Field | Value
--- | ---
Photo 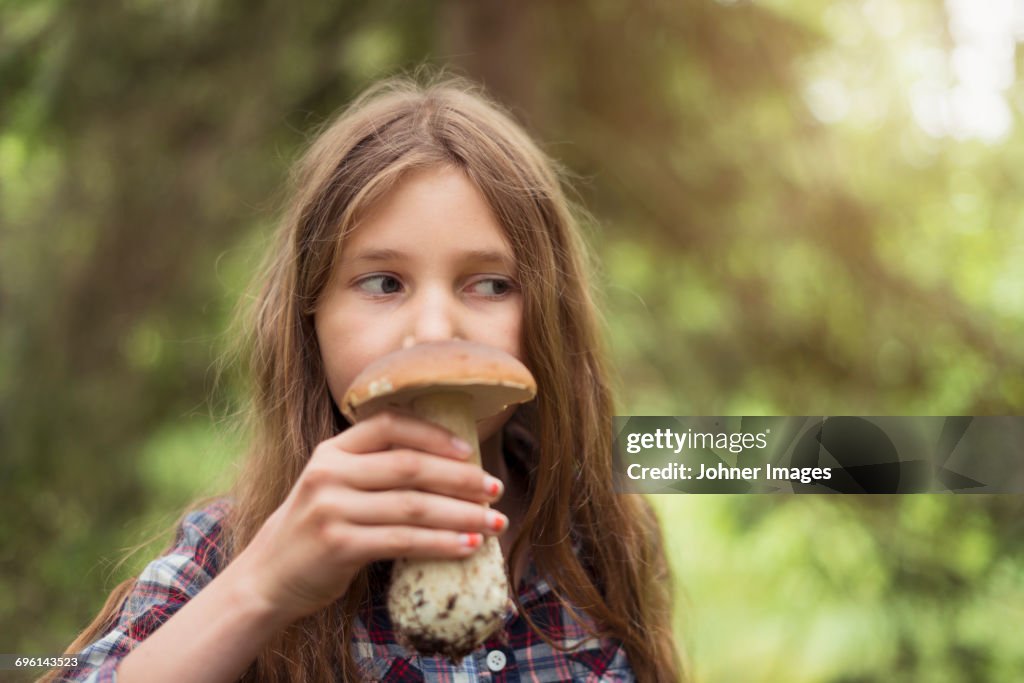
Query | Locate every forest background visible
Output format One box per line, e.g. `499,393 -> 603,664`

2,1 -> 1022,681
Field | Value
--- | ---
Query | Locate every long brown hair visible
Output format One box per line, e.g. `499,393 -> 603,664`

50,73 -> 684,683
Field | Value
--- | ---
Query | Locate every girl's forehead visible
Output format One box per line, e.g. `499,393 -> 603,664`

339,166 -> 517,261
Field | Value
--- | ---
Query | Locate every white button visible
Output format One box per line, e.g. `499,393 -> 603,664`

485,649 -> 507,672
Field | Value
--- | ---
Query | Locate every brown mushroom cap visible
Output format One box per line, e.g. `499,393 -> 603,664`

341,340 -> 536,422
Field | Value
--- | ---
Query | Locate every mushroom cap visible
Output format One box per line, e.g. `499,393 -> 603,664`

341,340 -> 536,422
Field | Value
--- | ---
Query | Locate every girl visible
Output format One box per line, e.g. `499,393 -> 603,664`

48,75 -> 682,683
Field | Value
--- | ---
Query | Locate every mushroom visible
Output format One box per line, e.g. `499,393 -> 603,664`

341,340 -> 536,660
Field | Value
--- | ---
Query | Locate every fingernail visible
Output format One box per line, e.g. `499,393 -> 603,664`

486,510 -> 508,533
483,475 -> 504,499
451,437 -> 474,455
459,532 -> 482,548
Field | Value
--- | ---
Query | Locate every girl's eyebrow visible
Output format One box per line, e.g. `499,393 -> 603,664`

346,247 -> 516,270
346,248 -> 405,263
459,249 -> 516,269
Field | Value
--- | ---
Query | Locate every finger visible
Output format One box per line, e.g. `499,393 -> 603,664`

331,490 -> 508,535
340,525 -> 488,564
330,411 -> 475,460
337,450 -> 503,503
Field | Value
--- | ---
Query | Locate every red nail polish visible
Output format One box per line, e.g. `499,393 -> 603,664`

485,509 -> 508,532
484,476 -> 504,498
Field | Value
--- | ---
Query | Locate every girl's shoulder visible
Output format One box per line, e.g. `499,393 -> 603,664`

170,496 -> 234,574
122,496 -> 235,614
183,495 -> 234,525
65,497 -> 236,681
175,496 -> 234,542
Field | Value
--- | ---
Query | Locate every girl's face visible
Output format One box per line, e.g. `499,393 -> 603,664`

315,166 -> 524,442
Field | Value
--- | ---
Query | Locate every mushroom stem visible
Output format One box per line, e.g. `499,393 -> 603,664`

411,392 -> 480,465
386,390 -> 512,660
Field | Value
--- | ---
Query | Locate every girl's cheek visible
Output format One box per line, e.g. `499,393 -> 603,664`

484,308 -> 524,360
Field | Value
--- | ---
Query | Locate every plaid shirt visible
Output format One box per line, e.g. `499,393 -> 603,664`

60,498 -> 634,682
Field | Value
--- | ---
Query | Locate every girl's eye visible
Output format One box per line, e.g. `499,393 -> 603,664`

470,277 -> 516,297
357,274 -> 403,295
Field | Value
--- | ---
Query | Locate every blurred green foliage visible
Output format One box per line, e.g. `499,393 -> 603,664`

1,1 -> 1022,681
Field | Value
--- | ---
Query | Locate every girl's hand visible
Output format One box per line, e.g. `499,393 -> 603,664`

231,411 -> 506,624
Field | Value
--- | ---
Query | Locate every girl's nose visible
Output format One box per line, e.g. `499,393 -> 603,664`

409,288 -> 461,344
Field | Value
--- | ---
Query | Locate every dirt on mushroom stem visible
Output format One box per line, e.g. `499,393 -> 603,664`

387,390 -> 512,658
